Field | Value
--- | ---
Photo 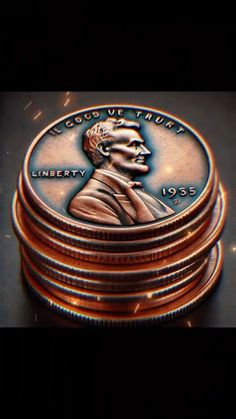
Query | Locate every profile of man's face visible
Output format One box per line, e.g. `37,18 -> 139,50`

100,128 -> 151,178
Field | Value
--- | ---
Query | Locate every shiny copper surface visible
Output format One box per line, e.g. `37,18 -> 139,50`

21,242 -> 223,325
18,198 -> 212,264
12,186 -> 226,279
22,260 -> 203,313
21,246 -> 206,292
21,105 -> 216,240
22,247 -> 208,302
11,104 -> 228,326
17,170 -> 219,252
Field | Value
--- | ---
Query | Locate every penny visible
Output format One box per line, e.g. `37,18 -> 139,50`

17,170 -> 219,252
12,104 -> 227,325
21,244 -> 208,292
12,185 -> 227,279
21,242 -> 223,325
21,105 -> 216,240
17,197 -> 212,264
21,259 -> 203,313
21,253 -> 208,312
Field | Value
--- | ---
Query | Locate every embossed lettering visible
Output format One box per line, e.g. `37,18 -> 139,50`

74,116 -> 83,124
65,120 -> 74,128
55,127 -> 62,134
176,127 -> 185,134
155,116 -> 165,124
145,113 -> 153,121
107,109 -> 115,116
49,127 -> 62,135
166,121 -> 175,129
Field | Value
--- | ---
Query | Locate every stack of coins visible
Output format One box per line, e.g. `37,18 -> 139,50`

12,105 -> 227,325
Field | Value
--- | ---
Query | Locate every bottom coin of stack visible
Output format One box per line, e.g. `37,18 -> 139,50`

12,177 -> 227,326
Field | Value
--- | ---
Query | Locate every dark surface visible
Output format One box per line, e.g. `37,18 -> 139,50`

1,18 -> 236,91
1,91 -> 235,327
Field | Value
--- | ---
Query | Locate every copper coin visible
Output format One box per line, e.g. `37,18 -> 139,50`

17,170 -> 219,252
17,197 -> 212,264
12,185 -> 227,280
21,242 -> 223,325
21,259 -> 204,313
21,245 -> 208,301
21,246 -> 206,292
21,105 -> 216,240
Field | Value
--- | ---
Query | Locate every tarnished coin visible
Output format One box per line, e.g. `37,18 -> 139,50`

21,105 -> 216,240
12,185 -> 227,278
21,242 -> 223,326
17,170 -> 219,252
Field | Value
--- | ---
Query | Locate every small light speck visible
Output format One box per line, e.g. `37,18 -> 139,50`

6,151 -> 10,155
220,190 -> 228,199
165,166 -> 173,174
66,91 -> 70,96
34,313 -> 38,322
64,98 -> 71,107
187,321 -> 191,327
33,111 -> 42,120
232,246 -> 236,253
24,100 -> 32,110
147,293 -> 153,299
134,303 -> 140,314
5,234 -> 12,239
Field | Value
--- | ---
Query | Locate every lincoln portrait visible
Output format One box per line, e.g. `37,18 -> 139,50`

68,117 -> 175,225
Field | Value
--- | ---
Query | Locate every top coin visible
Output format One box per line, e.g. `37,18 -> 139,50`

22,105 -> 215,240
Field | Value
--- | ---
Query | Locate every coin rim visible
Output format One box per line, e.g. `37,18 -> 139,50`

22,261 -> 203,313
21,104 -> 216,239
21,245 -> 206,291
21,249 -> 209,302
12,184 -> 227,279
18,198 -> 212,264
17,170 -> 219,254
21,242 -> 223,325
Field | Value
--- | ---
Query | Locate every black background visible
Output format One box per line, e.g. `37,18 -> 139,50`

1,11 -> 236,419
